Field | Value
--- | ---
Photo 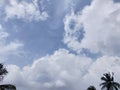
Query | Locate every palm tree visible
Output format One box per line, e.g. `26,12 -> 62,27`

0,64 -> 8,81
100,72 -> 120,90
87,85 -> 96,90
0,63 -> 16,90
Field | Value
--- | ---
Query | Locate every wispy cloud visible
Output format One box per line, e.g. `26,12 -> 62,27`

0,24 -> 23,62
4,0 -> 48,21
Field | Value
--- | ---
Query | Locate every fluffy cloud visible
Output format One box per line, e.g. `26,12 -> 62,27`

63,0 -> 120,55
3,49 -> 120,90
0,24 -> 23,62
3,49 -> 92,90
83,56 -> 120,90
1,0 -> 120,90
4,0 -> 48,21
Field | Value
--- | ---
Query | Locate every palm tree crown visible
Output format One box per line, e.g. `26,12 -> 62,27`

100,72 -> 120,90
87,85 -> 96,90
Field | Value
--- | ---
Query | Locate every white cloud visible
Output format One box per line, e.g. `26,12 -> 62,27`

0,25 -> 9,39
63,0 -> 120,55
3,49 -> 120,90
83,56 -> 120,90
1,0 -> 120,90
63,10 -> 83,52
0,24 -> 23,62
3,49 -> 92,90
4,0 -> 48,21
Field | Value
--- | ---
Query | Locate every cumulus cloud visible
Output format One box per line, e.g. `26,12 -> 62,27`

83,56 -> 120,90
4,0 -> 48,21
63,0 -> 120,55
0,24 -> 23,62
3,49 -> 120,90
3,49 -> 92,90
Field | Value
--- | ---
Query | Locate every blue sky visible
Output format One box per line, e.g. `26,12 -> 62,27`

1,0 -> 91,66
0,0 -> 120,90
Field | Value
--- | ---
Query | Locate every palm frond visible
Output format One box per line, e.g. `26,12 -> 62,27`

100,82 -> 107,86
0,64 -> 3,69
101,77 -> 108,82
113,82 -> 120,88
100,72 -> 120,90
113,85 -> 119,90
0,68 -> 8,75
101,84 -> 107,90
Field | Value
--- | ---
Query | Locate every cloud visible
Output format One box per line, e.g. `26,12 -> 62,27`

83,56 -> 120,90
0,24 -> 23,62
3,49 -> 92,90
63,0 -> 120,55
3,49 -> 120,90
4,0 -> 48,21
1,0 -> 120,90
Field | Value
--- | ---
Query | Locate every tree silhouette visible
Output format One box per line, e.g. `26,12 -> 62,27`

0,64 -> 8,81
87,85 -> 96,90
100,72 -> 120,90
0,63 -> 16,90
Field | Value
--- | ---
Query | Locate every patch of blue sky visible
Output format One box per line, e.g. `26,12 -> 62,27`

69,20 -> 76,30
2,0 -> 94,66
80,48 -> 102,60
114,0 -> 120,3
72,0 -> 91,13
3,19 -> 67,66
68,19 -> 85,42
75,28 -> 85,43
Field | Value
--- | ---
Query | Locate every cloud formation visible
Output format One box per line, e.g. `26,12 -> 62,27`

4,0 -> 48,21
1,0 -> 120,90
63,0 -> 120,55
3,49 -> 120,90
4,49 -> 92,90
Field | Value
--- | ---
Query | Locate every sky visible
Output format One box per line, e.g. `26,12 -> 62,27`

0,0 -> 120,90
